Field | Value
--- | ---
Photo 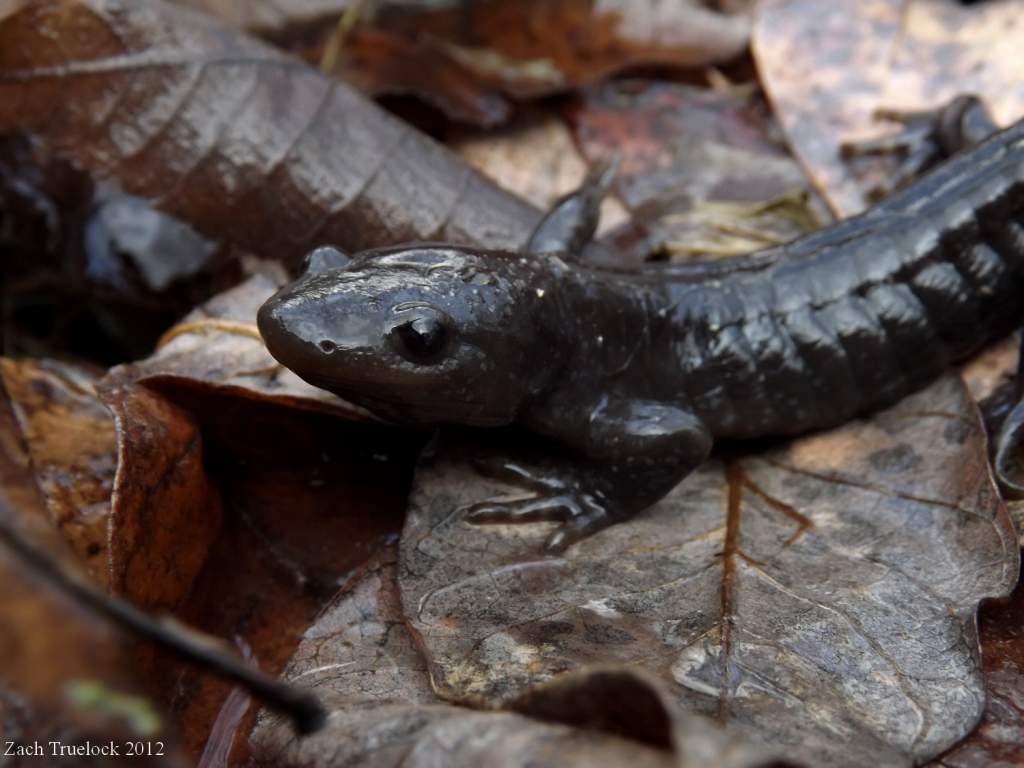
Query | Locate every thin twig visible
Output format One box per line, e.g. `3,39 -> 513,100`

0,503 -> 326,735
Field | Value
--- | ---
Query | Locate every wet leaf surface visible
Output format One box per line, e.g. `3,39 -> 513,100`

0,0 -> 539,268
753,0 -> 1024,217
399,375 -> 1019,767
100,380 -> 224,611
249,545 -> 787,768
143,395 -> 419,762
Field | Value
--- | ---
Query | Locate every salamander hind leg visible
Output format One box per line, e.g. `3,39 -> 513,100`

466,399 -> 712,553
994,335 -> 1024,494
840,95 -> 998,198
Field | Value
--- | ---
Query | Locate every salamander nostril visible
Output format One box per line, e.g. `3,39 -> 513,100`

319,340 -> 336,353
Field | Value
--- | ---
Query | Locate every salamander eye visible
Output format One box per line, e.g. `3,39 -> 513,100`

389,312 -> 450,363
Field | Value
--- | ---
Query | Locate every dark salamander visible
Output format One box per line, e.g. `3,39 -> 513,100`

259,99 -> 1024,552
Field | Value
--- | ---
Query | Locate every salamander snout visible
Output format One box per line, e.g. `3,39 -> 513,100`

257,290 -> 335,370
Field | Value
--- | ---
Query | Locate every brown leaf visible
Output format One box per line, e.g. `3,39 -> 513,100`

568,80 -> 828,264
137,394 -> 417,760
180,0 -> 751,126
452,111 -> 630,235
331,0 -> 751,126
249,546 -> 787,767
89,274 -> 421,756
398,374 -> 1019,766
0,376 -> 183,765
753,0 -> 1024,217
0,0 -> 539,268
99,380 -> 224,611
0,358 -> 115,585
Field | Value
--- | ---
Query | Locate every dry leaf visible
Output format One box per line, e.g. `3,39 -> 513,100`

569,80 -> 827,264
0,358 -> 115,585
180,0 -> 751,126
0,379 -> 182,765
753,0 -> 1024,216
452,111 -> 630,235
89,272 -> 422,757
935,570 -> 1024,767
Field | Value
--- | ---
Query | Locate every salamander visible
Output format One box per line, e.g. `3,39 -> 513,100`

258,98 -> 1024,552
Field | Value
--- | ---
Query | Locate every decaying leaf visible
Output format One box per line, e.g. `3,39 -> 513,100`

753,0 -> 1024,217
451,111 -> 630,236
179,0 -> 752,126
135,394 -> 417,760
0,0 -> 539,269
399,374 -> 1019,767
934,569 -> 1024,768
568,80 -> 827,264
250,547 -> 787,768
100,380 -> 224,611
85,271 -> 422,757
0,358 -> 115,585
0,378 -> 183,765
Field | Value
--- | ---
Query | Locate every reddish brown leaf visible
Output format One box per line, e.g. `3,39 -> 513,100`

99,380 -> 223,611
94,273 -> 422,759
180,0 -> 752,126
142,394 -> 418,761
0,380 -> 181,765
452,111 -> 630,235
0,358 -> 115,585
935,571 -> 1024,767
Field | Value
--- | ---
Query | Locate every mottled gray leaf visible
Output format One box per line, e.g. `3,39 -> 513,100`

399,374 -> 1019,767
249,548 -> 785,768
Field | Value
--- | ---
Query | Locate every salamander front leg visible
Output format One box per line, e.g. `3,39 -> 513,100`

523,159 -> 618,256
466,458 -> 624,552
465,399 -> 712,552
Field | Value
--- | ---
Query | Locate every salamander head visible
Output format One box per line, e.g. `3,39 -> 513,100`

257,244 -> 559,426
